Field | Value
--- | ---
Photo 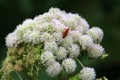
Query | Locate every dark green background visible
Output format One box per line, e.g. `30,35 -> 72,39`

0,0 -> 120,80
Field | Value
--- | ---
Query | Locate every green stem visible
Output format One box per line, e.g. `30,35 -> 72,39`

30,65 -> 34,76
75,58 -> 84,68
35,64 -> 39,77
66,74 -> 69,80
15,70 -> 23,80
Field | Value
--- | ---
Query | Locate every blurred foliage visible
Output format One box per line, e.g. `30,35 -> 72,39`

0,0 -> 120,80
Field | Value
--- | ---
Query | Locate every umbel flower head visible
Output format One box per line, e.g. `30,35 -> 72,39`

1,7 -> 106,79
87,44 -> 104,58
62,58 -> 76,73
80,67 -> 96,80
46,62 -> 62,77
40,51 -> 55,66
87,27 -> 103,43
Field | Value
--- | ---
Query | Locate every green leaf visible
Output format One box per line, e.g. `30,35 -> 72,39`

96,76 -> 108,80
10,71 -> 27,80
101,53 -> 109,59
69,74 -> 80,80
103,76 -> 108,80
11,71 -> 22,80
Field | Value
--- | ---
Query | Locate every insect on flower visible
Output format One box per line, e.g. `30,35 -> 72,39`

62,28 -> 69,38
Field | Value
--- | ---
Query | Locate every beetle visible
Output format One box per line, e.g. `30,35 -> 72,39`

62,27 -> 69,38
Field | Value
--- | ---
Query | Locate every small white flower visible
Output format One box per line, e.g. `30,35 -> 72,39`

55,47 -> 67,60
80,35 -> 93,50
40,32 -> 52,42
75,26 -> 84,33
61,13 -> 80,30
46,62 -> 62,77
44,41 -> 58,53
80,67 -> 96,80
15,25 -> 25,37
62,58 -> 76,73
86,27 -> 103,43
51,19 -> 67,32
34,15 -> 42,23
40,51 -> 55,66
79,17 -> 90,33
68,44 -> 80,58
41,13 -> 55,23
52,32 -> 63,44
65,18 -> 79,30
70,31 -> 82,43
49,7 -> 65,15
23,30 -> 40,44
5,32 -> 20,47
35,22 -> 53,32
49,7 -> 65,20
49,7 -> 61,13
87,44 -> 104,58
15,19 -> 36,38
22,19 -> 34,25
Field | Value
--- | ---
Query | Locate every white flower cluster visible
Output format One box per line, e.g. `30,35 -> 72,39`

62,58 -> 76,73
5,8 -> 105,78
80,67 -> 96,80
40,51 -> 55,66
46,62 -> 62,77
87,27 -> 103,43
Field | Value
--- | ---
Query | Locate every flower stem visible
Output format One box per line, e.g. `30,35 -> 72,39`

35,64 -> 39,77
75,58 -> 84,68
15,70 -> 23,80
